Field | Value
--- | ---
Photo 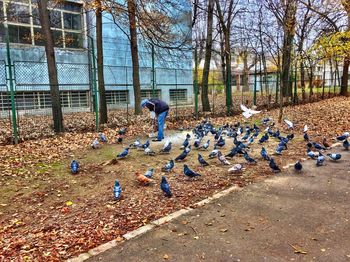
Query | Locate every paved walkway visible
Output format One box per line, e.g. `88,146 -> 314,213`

88,151 -> 350,262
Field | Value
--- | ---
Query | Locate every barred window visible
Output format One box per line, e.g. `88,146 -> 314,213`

0,0 -> 84,49
0,92 -> 10,111
0,91 -> 89,111
169,89 -> 187,103
140,89 -> 161,100
106,90 -> 129,105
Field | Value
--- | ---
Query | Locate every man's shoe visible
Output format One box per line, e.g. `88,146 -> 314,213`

152,139 -> 163,142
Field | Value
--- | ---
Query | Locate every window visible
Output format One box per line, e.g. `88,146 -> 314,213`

50,10 -> 62,28
106,90 -> 129,105
0,0 -> 84,49
141,89 -> 161,100
65,32 -> 82,48
0,91 -> 89,112
0,1 -> 4,22
0,92 -> 10,111
52,30 -> 64,48
8,24 -> 32,44
6,2 -> 30,24
64,12 -> 81,30
170,89 -> 188,103
0,23 -> 4,42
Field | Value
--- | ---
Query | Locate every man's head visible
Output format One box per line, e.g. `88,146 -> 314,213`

141,99 -> 149,108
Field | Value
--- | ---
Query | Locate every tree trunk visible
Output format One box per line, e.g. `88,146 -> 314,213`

335,59 -> 341,87
340,0 -> 350,97
259,55 -> 263,97
201,0 -> 214,112
38,0 -> 63,133
340,57 -> 349,96
309,67 -> 314,97
96,0 -> 108,124
329,59 -> 333,96
224,30 -> 232,114
219,27 -> 226,89
194,43 -> 200,117
300,60 -> 306,100
242,51 -> 249,92
127,0 -> 142,115
322,60 -> 326,99
279,0 -> 297,123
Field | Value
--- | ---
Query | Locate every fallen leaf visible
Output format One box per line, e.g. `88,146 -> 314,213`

163,254 -> 169,259
220,228 -> 228,232
194,236 -> 199,240
321,248 -> 326,252
289,244 -> 307,254
65,201 -> 73,206
116,236 -> 123,242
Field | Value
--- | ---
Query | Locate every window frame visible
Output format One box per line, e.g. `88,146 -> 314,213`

169,89 -> 188,104
0,0 -> 85,49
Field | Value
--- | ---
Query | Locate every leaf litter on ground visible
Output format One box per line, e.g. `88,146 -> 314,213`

0,96 -> 349,260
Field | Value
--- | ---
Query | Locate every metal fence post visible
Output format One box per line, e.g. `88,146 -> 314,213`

151,44 -> 156,98
226,66 -> 232,115
275,72 -> 279,103
193,79 -> 199,119
5,22 -> 18,144
89,37 -> 99,131
293,65 -> 297,103
175,69 -> 178,119
253,61 -> 257,106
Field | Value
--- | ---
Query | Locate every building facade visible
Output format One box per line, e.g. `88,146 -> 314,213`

0,0 -> 193,116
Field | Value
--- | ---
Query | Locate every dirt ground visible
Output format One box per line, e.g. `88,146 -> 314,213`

0,129 -> 287,261
0,97 -> 349,261
88,150 -> 350,262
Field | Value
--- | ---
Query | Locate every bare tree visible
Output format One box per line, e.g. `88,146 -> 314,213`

95,0 -> 108,124
201,0 -> 215,112
265,0 -> 297,122
127,0 -> 142,114
37,0 -> 63,133
215,0 -> 236,114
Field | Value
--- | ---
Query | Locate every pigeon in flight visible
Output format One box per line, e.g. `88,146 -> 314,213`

240,104 -> 261,118
284,119 -> 294,129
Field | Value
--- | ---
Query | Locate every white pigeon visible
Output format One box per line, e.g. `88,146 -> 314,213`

228,164 -> 244,173
303,125 -> 308,133
240,104 -> 261,118
218,152 -> 231,165
144,147 -> 156,156
91,138 -> 100,149
284,119 -> 294,129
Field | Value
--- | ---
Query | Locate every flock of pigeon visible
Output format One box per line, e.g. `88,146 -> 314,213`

69,105 -> 349,201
